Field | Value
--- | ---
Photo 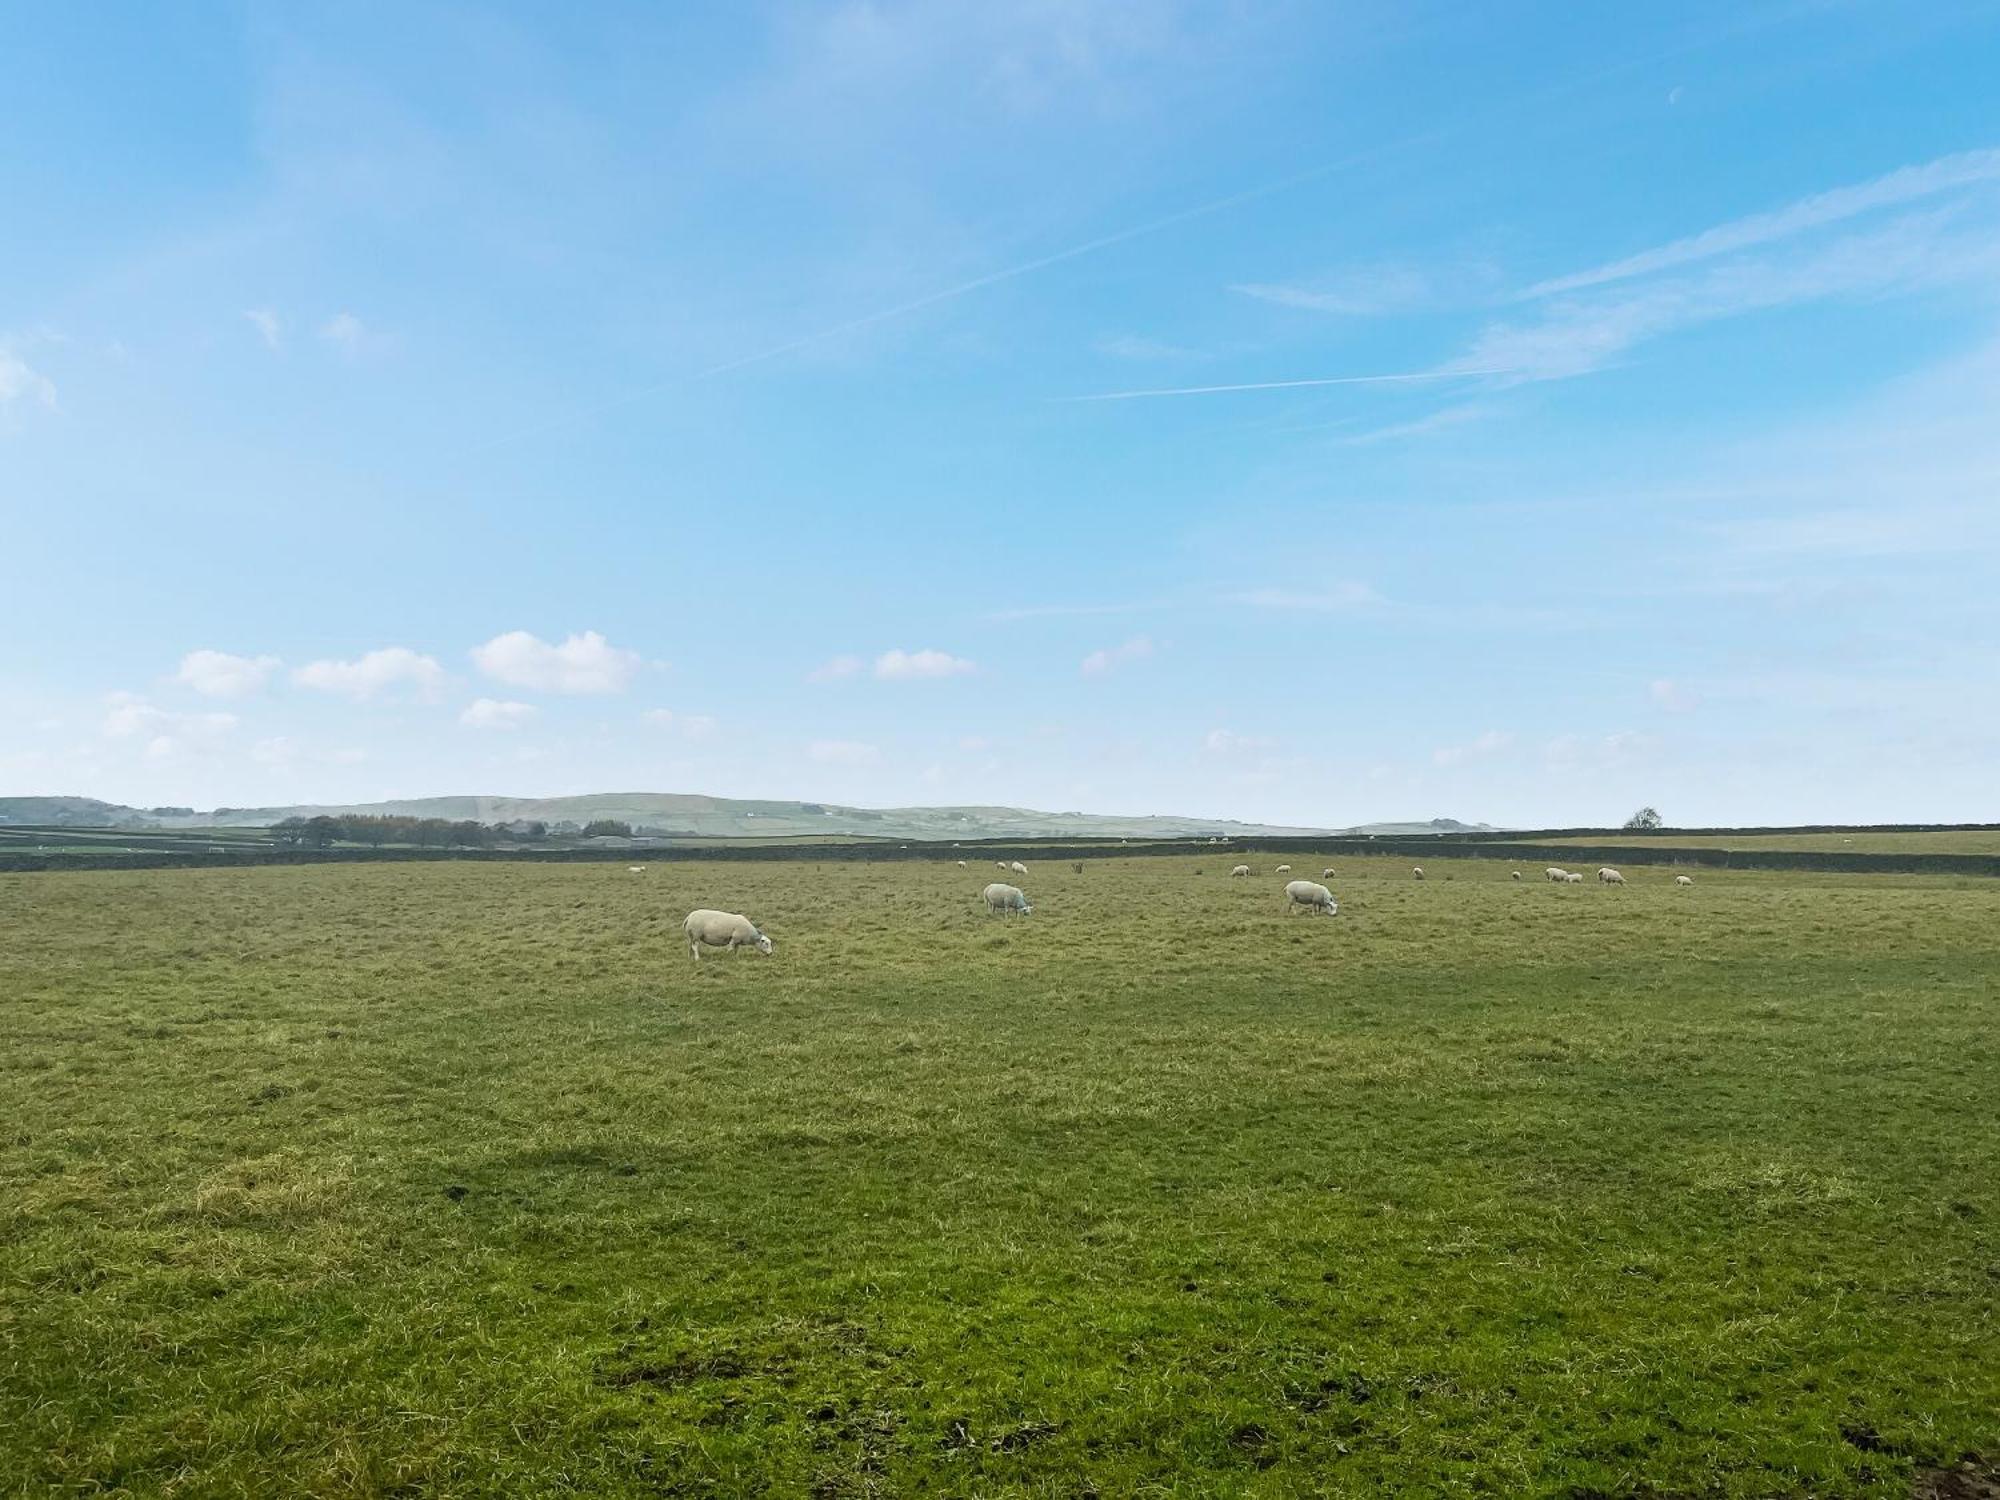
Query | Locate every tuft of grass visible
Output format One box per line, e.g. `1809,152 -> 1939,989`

2,855 -> 1996,1495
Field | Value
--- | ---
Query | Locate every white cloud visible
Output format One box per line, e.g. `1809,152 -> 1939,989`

1650,679 -> 1700,712
1523,146 -> 2000,298
957,735 -> 991,751
102,693 -> 238,755
319,312 -> 368,354
1544,731 -> 1656,771
1080,635 -> 1154,676
874,648 -> 974,680
1432,729 -> 1514,767
460,698 -> 538,731
174,649 -> 280,699
0,349 -> 57,409
809,654 -> 864,682
808,738 -> 881,766
293,646 -> 446,700
244,309 -> 281,350
1228,583 -> 1379,613
470,630 -> 640,694
643,708 -> 717,740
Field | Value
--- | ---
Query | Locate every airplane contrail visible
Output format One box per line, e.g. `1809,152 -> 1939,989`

1065,369 -> 1514,401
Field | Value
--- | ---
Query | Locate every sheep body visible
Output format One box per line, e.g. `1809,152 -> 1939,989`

983,882 -> 1032,916
1566,872 -> 1585,884
1675,874 -> 1694,887
1545,867 -> 1569,883
1322,867 -> 1336,879
1275,863 -> 1292,874
1284,879 -> 1338,916
1598,867 -> 1626,886
1412,866 -> 1425,880
1009,860 -> 1029,876
684,909 -> 773,960
1231,864 -> 1251,878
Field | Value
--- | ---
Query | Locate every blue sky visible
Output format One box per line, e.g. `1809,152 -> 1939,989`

4,1 -> 1998,827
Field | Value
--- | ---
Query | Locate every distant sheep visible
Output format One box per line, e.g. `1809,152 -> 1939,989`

1598,867 -> 1626,886
1322,867 -> 1336,879
1231,864 -> 1251,878
1545,867 -> 1569,883
683,909 -> 773,961
1284,879 -> 1338,917
628,866 -> 646,874
1675,874 -> 1693,887
1275,863 -> 1292,874
1510,871 -> 1522,881
956,860 -> 967,867
1009,861 -> 1028,876
1412,866 -> 1425,880
983,882 -> 1031,916
997,860 -> 1010,870
1565,872 -> 1585,884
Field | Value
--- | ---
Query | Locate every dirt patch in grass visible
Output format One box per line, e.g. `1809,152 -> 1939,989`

1916,1457 -> 2000,1499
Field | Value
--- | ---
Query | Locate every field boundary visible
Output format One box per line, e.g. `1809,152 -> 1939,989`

4,833 -> 1998,878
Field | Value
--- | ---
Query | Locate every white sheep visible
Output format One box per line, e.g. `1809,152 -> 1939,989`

1598,867 -> 1626,886
983,882 -> 1031,916
628,866 -> 646,874
1545,867 -> 1569,883
956,860 -> 967,867
1284,879 -> 1338,916
1009,860 -> 1028,876
1412,866 -> 1425,880
996,860 -> 1010,870
1231,864 -> 1251,878
1510,871 -> 1522,881
683,909 -> 773,961
1675,874 -> 1693,887
1565,872 -> 1585,884
1275,863 -> 1292,874
1322,867 -> 1336,879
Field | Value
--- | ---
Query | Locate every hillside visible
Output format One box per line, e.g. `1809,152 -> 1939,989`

0,793 -> 1497,842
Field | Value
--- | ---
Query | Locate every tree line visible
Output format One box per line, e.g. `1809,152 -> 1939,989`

268,814 -> 637,849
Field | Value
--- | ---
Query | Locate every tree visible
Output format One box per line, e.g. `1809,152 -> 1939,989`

1623,806 -> 1663,830
582,819 -> 633,838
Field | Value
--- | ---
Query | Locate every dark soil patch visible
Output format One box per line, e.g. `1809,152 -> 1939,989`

1916,1457 -> 2000,1500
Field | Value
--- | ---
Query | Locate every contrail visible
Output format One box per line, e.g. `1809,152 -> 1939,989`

1065,369 -> 1513,402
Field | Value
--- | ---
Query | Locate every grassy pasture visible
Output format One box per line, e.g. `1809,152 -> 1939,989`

2,855 -> 1996,1497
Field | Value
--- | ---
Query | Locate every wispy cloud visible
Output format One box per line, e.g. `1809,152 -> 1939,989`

986,600 -> 1157,622
1232,263 -> 1429,316
1447,209 -> 2000,382
1650,679 -> 1700,712
102,692 -> 238,759
1227,583 -> 1379,613
1203,728 -> 1272,755
1094,334 -> 1193,360
0,349 -> 57,409
1080,635 -> 1154,676
1523,145 -> 2000,298
1336,403 -> 1490,446
319,311 -> 368,355
808,654 -> 864,682
243,308 -> 282,350
1066,369 -> 1505,402
644,708 -> 717,740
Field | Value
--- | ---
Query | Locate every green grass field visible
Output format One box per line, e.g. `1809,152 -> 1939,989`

4,856 -> 1996,1496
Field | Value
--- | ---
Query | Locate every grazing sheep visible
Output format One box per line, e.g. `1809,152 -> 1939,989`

628,866 -> 646,874
1598,867 -> 1626,886
684,909 -> 773,961
1275,863 -> 1292,874
1284,879 -> 1338,917
1510,870 -> 1522,881
983,882 -> 1031,916
1009,861 -> 1028,876
1231,864 -> 1251,878
1412,866 -> 1425,880
1322,867 -> 1336,879
1565,872 -> 1585,884
1675,874 -> 1694,887
956,860 -> 967,867
1545,867 -> 1569,883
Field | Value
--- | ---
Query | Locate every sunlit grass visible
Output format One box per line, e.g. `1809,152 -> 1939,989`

3,856 -> 1996,1495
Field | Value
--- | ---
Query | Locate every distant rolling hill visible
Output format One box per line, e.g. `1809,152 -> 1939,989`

0,793 -> 1497,842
